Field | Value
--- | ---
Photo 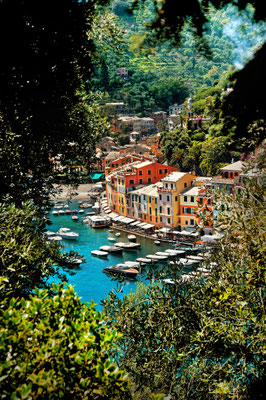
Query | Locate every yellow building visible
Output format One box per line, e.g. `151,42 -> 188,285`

158,172 -> 196,228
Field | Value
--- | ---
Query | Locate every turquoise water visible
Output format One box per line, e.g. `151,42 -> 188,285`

49,201 -> 171,309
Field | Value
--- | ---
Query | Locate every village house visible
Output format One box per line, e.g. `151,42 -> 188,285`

130,182 -> 162,225
157,171 -> 196,229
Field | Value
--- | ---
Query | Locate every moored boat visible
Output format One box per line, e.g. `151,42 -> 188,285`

72,215 -> 79,221
102,264 -> 139,278
91,250 -> 108,257
88,215 -> 109,228
57,227 -> 79,240
114,242 -> 141,250
128,234 -> 136,242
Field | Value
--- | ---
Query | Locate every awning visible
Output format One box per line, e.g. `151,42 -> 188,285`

160,227 -> 171,233
130,221 -> 142,226
113,215 -> 125,222
89,172 -> 104,181
121,217 -> 135,224
109,212 -> 119,219
138,222 -> 148,228
105,210 -> 112,214
141,223 -> 154,230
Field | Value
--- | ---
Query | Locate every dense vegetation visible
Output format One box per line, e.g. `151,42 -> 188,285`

0,0 -> 265,398
103,159 -> 266,398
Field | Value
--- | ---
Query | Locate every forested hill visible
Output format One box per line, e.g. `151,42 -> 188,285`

92,0 -> 264,116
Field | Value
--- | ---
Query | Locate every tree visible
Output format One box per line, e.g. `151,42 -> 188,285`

0,202 -> 68,301
0,0 -> 112,209
200,136 -> 230,176
103,156 -> 266,399
132,0 -> 266,147
0,283 -> 131,399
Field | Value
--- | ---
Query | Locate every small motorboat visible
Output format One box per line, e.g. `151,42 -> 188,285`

136,257 -> 153,264
114,242 -> 141,250
58,209 -> 65,215
115,232 -> 120,237
72,215 -> 79,221
128,234 -> 136,242
99,246 -> 123,254
65,209 -> 72,215
79,209 -> 84,214
154,240 -> 160,245
58,228 -> 79,240
44,230 -> 56,237
102,265 -> 139,278
108,229 -> 113,233
146,254 -> 168,262
48,235 -> 62,241
155,252 -> 169,258
91,250 -> 108,257
52,210 -> 59,216
108,237 -> 116,242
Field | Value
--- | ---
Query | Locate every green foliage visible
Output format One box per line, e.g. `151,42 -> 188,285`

200,137 -> 230,176
103,159 -> 266,398
0,202 -> 67,301
0,1 -> 112,209
0,283 -> 131,399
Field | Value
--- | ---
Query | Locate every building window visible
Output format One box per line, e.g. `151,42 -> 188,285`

171,184 -> 173,189
144,214 -> 147,220
118,179 -> 120,184
185,220 -> 188,225
160,217 -> 162,222
208,198 -> 211,205
199,198 -> 203,205
111,164 -> 114,168
165,183 -> 168,188
191,196 -> 194,203
184,196 -> 187,202
168,218 -> 171,224
156,217 -> 158,222
122,180 -> 124,185
167,195 -> 170,202
155,208 -> 157,216
139,178 -> 143,184
167,207 -> 170,215
116,163 -> 118,167
159,169 -> 162,174
159,194 -> 162,201
148,178 -> 152,183
150,216 -> 152,221
148,170 -> 151,175
190,219 -> 194,225
139,170 -> 142,175
175,196 -> 177,202
149,207 -> 152,214
129,179 -> 134,184
149,197 -> 151,203
235,172 -> 238,176
122,207 -> 124,213
230,172 -> 233,178
155,198 -> 157,204
159,206 -> 162,213
184,182 -> 187,188
164,169 -> 168,174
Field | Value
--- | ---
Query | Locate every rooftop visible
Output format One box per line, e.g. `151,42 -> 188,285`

220,160 -> 246,171
161,171 -> 187,182
180,186 -> 201,196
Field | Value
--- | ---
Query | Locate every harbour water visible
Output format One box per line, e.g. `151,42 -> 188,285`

49,200 -> 171,309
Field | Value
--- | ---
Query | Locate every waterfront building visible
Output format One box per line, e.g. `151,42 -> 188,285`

179,186 -> 201,232
158,171 -> 197,229
130,182 -> 162,224
106,160 -> 177,216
